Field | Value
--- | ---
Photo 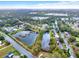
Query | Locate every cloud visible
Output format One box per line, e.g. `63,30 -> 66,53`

29,1 -> 79,9
0,1 -> 79,9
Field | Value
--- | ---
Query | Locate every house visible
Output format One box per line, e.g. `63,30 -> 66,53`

0,41 -> 2,46
42,24 -> 49,30
2,27 -> 18,33
32,17 -> 49,20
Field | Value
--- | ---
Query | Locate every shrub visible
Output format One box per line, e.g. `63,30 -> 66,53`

76,51 -> 79,58
59,37 -> 64,43
76,42 -> 79,47
69,36 -> 76,42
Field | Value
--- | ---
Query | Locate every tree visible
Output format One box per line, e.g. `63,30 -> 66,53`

70,31 -> 79,37
4,40 -> 10,45
63,49 -> 70,57
52,48 -> 67,58
76,51 -> 79,58
69,36 -> 76,42
5,24 -> 11,27
67,49 -> 70,57
0,36 -> 4,41
49,31 -> 57,51
51,52 -> 62,58
76,42 -> 79,47
59,37 -> 64,43
20,55 -> 27,58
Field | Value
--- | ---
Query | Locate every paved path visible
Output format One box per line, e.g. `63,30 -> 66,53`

60,32 -> 76,58
53,29 -> 63,49
0,45 -> 11,51
53,20 -> 76,58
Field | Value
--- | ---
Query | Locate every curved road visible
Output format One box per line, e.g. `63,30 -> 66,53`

54,20 -> 76,58
53,22 -> 63,49
60,32 -> 76,58
53,28 -> 63,49
0,32 -> 34,58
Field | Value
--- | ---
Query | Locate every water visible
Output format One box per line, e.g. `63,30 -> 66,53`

13,31 -> 38,46
42,32 -> 50,51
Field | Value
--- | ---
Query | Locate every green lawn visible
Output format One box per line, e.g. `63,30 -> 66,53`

0,45 -> 5,49
0,45 -> 20,58
0,46 -> 3,49
0,40 -> 9,49
76,37 -> 79,42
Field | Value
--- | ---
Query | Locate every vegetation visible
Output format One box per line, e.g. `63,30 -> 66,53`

3,40 -> 10,46
58,21 -> 79,37
76,52 -> 79,58
64,49 -> 70,57
49,31 -> 57,52
20,55 -> 27,58
30,30 -> 44,56
0,45 -> 20,58
9,29 -> 22,35
51,47 -> 68,58
76,42 -> 79,47
59,37 -> 64,43
76,37 -> 79,42
0,32 -> 10,48
0,9 -> 79,58
58,21 -> 71,32
0,36 -> 5,41
13,50 -> 20,56
69,36 -> 76,42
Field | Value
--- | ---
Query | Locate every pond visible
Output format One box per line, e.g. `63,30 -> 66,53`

13,31 -> 38,46
41,32 -> 50,51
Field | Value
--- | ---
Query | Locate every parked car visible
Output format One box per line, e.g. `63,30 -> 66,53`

4,52 -> 14,58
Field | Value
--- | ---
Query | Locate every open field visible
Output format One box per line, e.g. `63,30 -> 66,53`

0,45 -> 20,58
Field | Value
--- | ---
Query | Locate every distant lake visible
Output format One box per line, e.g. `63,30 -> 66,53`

13,31 -> 38,46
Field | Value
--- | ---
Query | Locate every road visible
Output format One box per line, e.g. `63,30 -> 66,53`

60,32 -> 69,50
52,21 -> 63,49
0,31 -> 34,58
54,20 -> 76,58
53,21 -> 63,49
60,32 -> 76,58
53,29 -> 63,49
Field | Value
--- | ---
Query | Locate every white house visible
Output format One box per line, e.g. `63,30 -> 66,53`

42,24 -> 49,30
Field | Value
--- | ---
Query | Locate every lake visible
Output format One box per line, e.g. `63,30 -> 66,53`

42,32 -> 50,51
13,31 -> 38,46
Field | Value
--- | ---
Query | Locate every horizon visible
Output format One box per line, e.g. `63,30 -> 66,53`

1,8 -> 79,10
0,1 -> 79,9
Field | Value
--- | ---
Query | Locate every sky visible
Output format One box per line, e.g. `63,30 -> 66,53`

0,1 -> 79,9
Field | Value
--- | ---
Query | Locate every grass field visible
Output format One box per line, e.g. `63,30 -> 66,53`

0,45 -> 20,58
76,37 -> 79,42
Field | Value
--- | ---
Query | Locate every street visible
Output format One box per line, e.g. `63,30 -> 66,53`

0,31 -> 34,58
